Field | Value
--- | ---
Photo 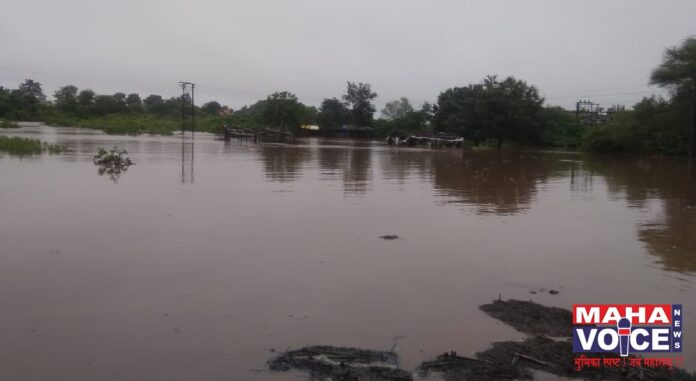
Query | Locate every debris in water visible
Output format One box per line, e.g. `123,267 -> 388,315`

548,289 -> 559,295
418,350 -> 528,380
268,345 -> 412,381
479,299 -> 572,337
380,235 -> 399,240
93,147 -> 133,182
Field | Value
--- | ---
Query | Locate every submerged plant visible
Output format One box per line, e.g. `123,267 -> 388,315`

93,147 -> 133,166
0,120 -> 19,129
0,136 -> 64,156
93,147 -> 134,182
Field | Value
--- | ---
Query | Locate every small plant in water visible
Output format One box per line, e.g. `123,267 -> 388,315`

93,147 -> 133,166
94,147 -> 134,183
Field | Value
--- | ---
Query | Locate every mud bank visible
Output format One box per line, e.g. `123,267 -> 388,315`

268,345 -> 412,381
268,300 -> 696,381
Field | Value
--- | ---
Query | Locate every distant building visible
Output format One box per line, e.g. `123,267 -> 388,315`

572,100 -> 625,126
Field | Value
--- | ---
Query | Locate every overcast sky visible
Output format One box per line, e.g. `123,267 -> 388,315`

1,0 -> 695,111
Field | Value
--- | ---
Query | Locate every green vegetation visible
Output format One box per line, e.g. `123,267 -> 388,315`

43,113 -> 220,135
1,120 -> 19,128
0,36 -> 694,157
0,136 -> 63,156
579,36 -> 696,157
1,80 -> 226,135
93,147 -> 132,166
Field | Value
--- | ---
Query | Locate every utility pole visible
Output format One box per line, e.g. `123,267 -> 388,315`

178,81 -> 195,184
179,81 -> 195,134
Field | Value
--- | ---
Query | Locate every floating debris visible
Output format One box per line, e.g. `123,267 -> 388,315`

479,299 -> 572,337
93,147 -> 133,182
93,147 -> 133,167
418,351 -> 528,380
380,235 -> 399,240
268,345 -> 412,381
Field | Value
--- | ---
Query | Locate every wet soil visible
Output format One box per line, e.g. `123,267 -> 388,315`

269,300 -> 696,381
479,299 -> 572,337
267,345 -> 412,381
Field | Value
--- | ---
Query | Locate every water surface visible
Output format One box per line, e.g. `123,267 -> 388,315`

1,125 -> 695,380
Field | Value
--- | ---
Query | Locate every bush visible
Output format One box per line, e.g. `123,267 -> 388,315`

0,136 -> 63,156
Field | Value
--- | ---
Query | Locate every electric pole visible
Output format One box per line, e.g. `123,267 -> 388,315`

179,81 -> 195,134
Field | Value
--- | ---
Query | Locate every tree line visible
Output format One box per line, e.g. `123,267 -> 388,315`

1,36 -> 694,157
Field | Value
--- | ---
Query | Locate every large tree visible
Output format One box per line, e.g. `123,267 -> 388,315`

125,93 -> 142,112
318,97 -> 351,129
262,91 -> 303,131
54,85 -> 79,114
18,79 -> 46,102
143,94 -> 165,114
434,75 -> 544,147
343,82 -> 377,127
381,97 -> 413,120
650,36 -> 696,161
202,101 -> 222,115
16,79 -> 46,116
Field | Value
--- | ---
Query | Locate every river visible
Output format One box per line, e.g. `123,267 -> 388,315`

1,124 -> 695,380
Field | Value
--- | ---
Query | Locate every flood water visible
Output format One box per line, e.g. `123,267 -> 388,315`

1,124 -> 695,380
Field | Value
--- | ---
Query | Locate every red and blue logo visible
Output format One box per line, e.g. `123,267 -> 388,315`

572,304 -> 682,356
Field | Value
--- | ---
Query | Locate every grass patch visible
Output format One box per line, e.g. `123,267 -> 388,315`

0,120 -> 19,128
0,136 -> 64,156
42,113 -> 222,135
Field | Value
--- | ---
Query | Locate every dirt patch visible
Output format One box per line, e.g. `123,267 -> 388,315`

479,299 -> 572,337
418,351 -> 529,380
269,300 -> 696,381
268,345 -> 412,381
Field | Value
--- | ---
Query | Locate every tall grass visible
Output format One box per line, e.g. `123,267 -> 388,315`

0,120 -> 19,128
43,113 -> 222,135
0,136 -> 63,156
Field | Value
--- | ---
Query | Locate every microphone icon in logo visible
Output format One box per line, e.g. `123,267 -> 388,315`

617,317 -> 632,357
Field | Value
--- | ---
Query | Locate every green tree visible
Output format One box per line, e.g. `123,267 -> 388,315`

125,93 -> 142,112
16,79 -> 46,116
202,101 -> 222,115
94,95 -> 118,115
541,106 -> 583,148
434,75 -> 544,147
343,82 -> 377,126
76,89 -> 96,116
77,89 -> 95,106
650,36 -> 696,161
18,79 -> 46,102
54,85 -> 79,114
112,93 -> 127,113
144,94 -> 165,114
381,97 -> 413,120
318,98 -> 351,129
262,91 -> 302,131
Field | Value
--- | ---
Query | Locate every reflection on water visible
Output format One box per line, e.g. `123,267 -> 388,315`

181,139 -> 194,184
431,151 -> 572,215
639,199 -> 696,273
1,125 -> 696,381
97,163 -> 130,183
259,144 -> 311,182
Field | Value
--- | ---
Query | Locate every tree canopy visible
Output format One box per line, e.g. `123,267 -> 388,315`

343,81 -> 377,127
650,36 -> 696,160
434,75 -> 544,147
381,97 -> 414,121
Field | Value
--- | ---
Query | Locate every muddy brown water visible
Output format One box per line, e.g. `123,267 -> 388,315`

1,124 -> 695,380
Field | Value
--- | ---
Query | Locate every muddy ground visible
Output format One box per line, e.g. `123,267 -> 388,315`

479,299 -> 572,337
268,299 -> 696,381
